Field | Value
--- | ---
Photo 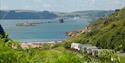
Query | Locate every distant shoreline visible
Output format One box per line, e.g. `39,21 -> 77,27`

22,40 -> 63,44
18,40 -> 64,49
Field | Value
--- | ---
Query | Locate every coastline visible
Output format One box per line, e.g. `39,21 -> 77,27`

19,40 -> 63,49
21,40 -> 63,45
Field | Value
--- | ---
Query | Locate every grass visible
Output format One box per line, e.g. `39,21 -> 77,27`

0,37 -> 125,63
0,39 -> 85,63
35,47 -> 84,63
1,7 -> 125,63
120,57 -> 125,63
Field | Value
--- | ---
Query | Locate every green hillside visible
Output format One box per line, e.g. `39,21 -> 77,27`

0,37 -> 85,63
1,37 -> 108,63
0,7 -> 125,63
65,7 -> 125,52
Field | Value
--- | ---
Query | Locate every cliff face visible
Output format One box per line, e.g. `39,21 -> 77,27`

66,26 -> 92,37
65,7 -> 125,51
0,24 -> 5,35
66,31 -> 79,37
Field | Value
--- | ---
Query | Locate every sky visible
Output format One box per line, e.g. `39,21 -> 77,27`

0,0 -> 125,12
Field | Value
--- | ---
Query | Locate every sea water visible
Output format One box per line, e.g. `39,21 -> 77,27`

0,19 -> 90,42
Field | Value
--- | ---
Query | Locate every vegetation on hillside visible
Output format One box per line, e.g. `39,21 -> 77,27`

0,7 -> 125,63
0,37 -> 84,63
64,7 -> 125,52
0,36 -> 123,63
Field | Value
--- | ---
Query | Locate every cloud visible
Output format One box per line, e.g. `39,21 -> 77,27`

23,5 -> 31,9
30,0 -> 42,3
92,0 -> 95,2
42,4 -> 51,8
91,0 -> 96,4
0,5 -> 9,10
112,0 -> 123,4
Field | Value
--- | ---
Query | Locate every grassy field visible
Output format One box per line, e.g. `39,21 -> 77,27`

120,56 -> 125,63
118,53 -> 125,63
0,38 -> 85,63
31,47 -> 85,63
0,37 -> 125,63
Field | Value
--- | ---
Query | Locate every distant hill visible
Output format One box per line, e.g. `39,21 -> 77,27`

0,10 -> 58,19
0,10 -> 114,19
55,10 -> 114,20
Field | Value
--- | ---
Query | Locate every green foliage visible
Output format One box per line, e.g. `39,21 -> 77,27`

0,7 -> 125,63
0,37 -> 86,63
1,36 -> 122,63
120,56 -> 125,63
99,50 -> 120,63
65,7 -> 125,52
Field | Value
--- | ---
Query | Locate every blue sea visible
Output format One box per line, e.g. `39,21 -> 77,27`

0,19 -> 90,42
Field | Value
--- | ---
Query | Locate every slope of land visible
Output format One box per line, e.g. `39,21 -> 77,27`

64,7 -> 125,52
0,8 -> 125,63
